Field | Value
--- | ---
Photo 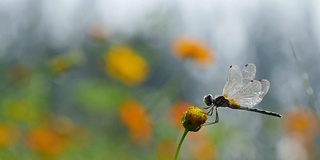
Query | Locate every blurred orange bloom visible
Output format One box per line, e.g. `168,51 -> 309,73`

0,124 -> 20,147
26,126 -> 69,156
172,37 -> 214,66
170,101 -> 193,129
282,107 -> 319,157
283,108 -> 318,139
119,100 -> 152,144
105,45 -> 149,87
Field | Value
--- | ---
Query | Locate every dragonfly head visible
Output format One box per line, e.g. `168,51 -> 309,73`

203,94 -> 214,106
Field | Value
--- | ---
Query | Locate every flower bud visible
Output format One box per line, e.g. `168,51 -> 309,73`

181,106 -> 207,132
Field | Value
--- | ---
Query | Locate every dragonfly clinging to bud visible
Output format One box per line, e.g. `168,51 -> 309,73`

203,63 -> 282,125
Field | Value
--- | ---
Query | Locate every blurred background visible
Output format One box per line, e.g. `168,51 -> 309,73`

0,0 -> 319,159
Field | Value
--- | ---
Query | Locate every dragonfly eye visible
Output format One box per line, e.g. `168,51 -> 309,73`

203,94 -> 214,106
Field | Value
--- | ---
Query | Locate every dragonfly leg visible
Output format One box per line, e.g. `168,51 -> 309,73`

203,106 -> 212,109
203,107 -> 219,126
206,107 -> 213,116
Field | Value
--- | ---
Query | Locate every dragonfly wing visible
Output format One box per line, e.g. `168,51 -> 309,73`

230,80 -> 262,108
256,79 -> 270,103
222,65 -> 243,97
242,63 -> 256,80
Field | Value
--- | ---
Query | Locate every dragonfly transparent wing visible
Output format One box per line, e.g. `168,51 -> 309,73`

230,80 -> 262,108
222,65 -> 243,97
242,63 -> 256,80
255,79 -> 270,103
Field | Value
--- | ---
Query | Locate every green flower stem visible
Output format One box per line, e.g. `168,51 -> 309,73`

174,129 -> 189,160
290,42 -> 319,117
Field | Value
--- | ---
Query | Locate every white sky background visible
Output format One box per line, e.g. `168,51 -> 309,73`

0,0 -> 320,110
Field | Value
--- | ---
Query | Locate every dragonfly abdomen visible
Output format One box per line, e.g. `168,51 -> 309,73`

238,107 -> 282,118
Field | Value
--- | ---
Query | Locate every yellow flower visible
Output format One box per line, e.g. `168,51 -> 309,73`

105,45 -> 148,86
172,37 -> 214,66
181,106 -> 207,132
119,100 -> 152,144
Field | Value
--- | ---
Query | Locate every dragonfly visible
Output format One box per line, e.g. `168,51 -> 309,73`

203,63 -> 282,125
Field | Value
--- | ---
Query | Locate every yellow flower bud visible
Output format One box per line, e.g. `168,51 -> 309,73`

181,106 -> 207,132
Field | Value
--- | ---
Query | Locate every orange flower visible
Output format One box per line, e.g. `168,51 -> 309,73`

282,107 -> 318,157
283,108 -> 318,140
0,124 -> 20,147
172,37 -> 214,66
105,45 -> 149,86
170,101 -> 193,129
25,126 -> 69,156
119,100 -> 152,144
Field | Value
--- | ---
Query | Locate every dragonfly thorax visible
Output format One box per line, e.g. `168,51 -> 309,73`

214,95 -> 230,107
